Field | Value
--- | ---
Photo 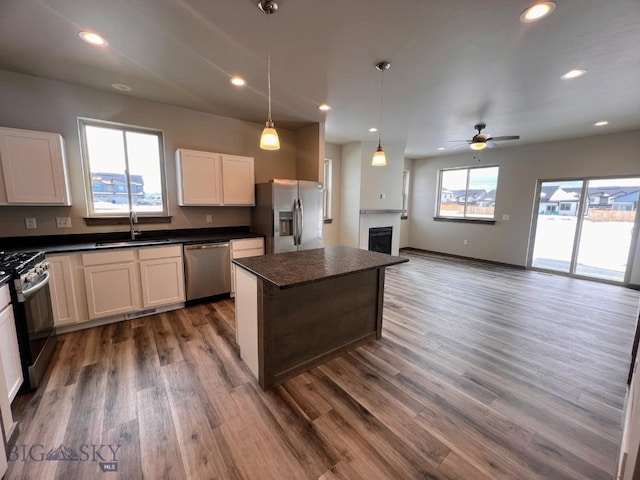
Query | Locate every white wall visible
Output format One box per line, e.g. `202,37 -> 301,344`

0,69 -> 316,238
409,129 -> 640,284
323,142 -> 342,247
339,143 -> 362,247
359,141 -> 404,210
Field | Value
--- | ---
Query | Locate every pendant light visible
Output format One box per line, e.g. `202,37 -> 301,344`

258,0 -> 280,150
372,61 -> 390,166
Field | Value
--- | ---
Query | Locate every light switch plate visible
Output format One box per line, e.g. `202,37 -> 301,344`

56,217 -> 72,228
502,214 -> 511,221
25,217 -> 37,229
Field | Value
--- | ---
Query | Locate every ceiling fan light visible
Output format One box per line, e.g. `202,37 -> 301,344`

260,121 -> 280,150
372,145 -> 387,166
470,141 -> 487,151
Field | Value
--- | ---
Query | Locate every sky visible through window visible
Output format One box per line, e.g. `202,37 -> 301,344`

442,166 -> 499,191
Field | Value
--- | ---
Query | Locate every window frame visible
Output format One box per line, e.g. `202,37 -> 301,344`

436,165 -> 499,221
323,158 -> 333,221
401,169 -> 410,219
79,118 -> 168,218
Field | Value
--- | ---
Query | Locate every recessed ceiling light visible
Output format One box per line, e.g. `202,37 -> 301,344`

318,104 -> 331,111
368,127 -> 378,133
437,147 -> 446,151
111,83 -> 132,91
594,121 -> 609,126
520,2 -> 556,23
78,31 -> 108,46
230,76 -> 246,86
561,69 -> 587,80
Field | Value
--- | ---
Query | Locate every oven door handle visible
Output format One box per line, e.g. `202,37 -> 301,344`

20,271 -> 51,300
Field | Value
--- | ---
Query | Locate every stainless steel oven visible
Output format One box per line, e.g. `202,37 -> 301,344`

0,251 -> 55,391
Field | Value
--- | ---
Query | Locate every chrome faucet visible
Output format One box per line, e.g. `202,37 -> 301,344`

129,209 -> 141,240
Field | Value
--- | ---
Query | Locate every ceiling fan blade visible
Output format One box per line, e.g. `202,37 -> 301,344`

490,135 -> 520,141
444,139 -> 469,143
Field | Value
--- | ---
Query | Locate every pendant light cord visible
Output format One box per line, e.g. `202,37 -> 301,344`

267,13 -> 272,123
378,68 -> 384,147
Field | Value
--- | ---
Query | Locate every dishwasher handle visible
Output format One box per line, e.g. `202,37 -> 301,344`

185,243 -> 230,250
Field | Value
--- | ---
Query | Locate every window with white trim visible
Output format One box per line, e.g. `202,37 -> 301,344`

79,119 -> 167,217
323,159 -> 332,220
437,165 -> 499,219
402,170 -> 410,217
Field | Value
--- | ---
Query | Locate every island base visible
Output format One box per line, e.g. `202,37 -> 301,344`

235,267 -> 385,390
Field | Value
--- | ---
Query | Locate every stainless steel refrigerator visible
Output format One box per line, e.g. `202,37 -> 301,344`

252,179 -> 324,254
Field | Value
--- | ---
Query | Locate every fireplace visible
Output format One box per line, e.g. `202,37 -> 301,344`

368,226 -> 392,254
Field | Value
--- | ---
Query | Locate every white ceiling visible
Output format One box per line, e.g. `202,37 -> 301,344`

0,0 -> 639,158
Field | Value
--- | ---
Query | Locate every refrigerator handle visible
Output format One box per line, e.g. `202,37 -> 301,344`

298,198 -> 304,245
292,198 -> 300,246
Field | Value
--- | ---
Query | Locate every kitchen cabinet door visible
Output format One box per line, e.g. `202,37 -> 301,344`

47,254 -> 79,326
139,246 -> 185,307
0,126 -> 71,205
0,300 -> 24,402
230,237 -> 264,296
0,427 -> 6,479
83,250 -> 141,319
222,155 -> 255,205
176,148 -> 223,206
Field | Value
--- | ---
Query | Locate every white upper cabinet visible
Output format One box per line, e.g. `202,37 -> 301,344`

176,148 -> 254,206
176,148 -> 223,206
0,126 -> 71,205
221,154 -> 255,206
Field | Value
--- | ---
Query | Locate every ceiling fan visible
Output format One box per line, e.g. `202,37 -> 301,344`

451,123 -> 520,150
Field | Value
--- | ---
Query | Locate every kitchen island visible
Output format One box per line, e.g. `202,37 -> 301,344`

233,246 -> 408,390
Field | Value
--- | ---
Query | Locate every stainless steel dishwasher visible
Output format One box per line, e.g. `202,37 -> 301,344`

183,242 -> 231,301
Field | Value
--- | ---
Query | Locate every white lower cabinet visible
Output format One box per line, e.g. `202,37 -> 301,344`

230,238 -> 264,295
0,284 -> 23,403
47,254 -> 82,326
81,245 -> 185,322
0,431 -> 7,479
139,246 -> 185,307
83,249 -> 141,319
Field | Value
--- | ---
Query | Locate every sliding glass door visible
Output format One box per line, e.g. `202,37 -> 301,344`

530,177 -> 640,282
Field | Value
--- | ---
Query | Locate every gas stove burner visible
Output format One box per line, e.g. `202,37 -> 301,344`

0,250 -> 46,274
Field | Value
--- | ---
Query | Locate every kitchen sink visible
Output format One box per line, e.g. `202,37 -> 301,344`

95,238 -> 171,248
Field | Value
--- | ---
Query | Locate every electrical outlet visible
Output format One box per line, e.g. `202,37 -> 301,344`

56,217 -> 72,228
206,215 -> 213,223
25,217 -> 37,229
463,239 -> 468,245
502,214 -> 511,221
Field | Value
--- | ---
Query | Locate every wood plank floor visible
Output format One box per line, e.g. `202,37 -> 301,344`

6,250 -> 640,479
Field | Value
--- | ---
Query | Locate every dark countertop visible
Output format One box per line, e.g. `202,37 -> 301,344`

0,272 -> 11,286
0,227 -> 263,254
233,246 -> 408,289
